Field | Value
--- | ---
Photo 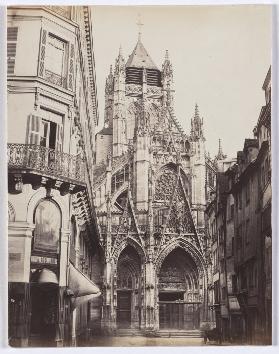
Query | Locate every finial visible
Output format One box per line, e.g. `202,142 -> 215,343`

136,13 -> 144,41
119,45 -> 123,57
109,64 -> 113,75
218,138 -> 222,154
165,50 -> 169,60
215,138 -> 227,160
195,103 -> 199,117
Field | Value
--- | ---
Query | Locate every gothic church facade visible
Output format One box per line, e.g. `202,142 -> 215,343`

94,35 -> 212,333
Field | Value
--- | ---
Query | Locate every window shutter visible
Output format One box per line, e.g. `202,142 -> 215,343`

38,29 -> 47,77
68,43 -> 75,91
55,123 -> 63,151
7,27 -> 18,75
28,114 -> 41,145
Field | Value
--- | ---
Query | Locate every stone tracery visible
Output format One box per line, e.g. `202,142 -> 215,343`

94,34 -> 209,333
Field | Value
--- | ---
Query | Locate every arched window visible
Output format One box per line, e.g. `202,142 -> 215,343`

33,199 -> 61,253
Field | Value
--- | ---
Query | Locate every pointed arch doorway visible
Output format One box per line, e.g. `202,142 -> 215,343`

158,248 -> 201,330
116,245 -> 142,329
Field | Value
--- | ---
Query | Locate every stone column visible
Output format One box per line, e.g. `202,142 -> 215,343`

131,287 -> 140,329
144,256 -> 156,332
101,160 -> 115,334
102,261 -> 114,334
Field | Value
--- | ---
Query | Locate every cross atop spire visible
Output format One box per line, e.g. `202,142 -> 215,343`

136,14 -> 144,41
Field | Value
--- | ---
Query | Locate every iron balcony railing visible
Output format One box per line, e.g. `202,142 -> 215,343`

8,143 -> 86,184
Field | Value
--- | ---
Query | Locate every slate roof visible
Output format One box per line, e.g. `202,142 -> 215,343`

126,38 -> 158,70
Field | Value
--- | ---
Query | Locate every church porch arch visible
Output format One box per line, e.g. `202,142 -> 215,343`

154,240 -> 207,331
103,240 -> 146,332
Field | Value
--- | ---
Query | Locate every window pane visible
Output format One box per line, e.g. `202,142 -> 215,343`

45,35 -> 65,76
34,200 -> 61,252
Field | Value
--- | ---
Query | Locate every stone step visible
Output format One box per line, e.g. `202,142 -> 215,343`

116,329 -> 143,337
115,329 -> 204,338
157,330 -> 203,338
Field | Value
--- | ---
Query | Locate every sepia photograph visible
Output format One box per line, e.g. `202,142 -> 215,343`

6,3 -> 272,348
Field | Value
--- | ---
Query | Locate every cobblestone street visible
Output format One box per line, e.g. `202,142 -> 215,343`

84,336 -> 205,347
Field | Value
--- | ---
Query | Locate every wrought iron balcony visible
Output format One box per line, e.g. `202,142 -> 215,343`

44,69 -> 67,88
8,143 -> 86,195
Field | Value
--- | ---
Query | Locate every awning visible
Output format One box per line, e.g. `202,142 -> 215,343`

221,304 -> 229,318
71,293 -> 101,309
68,263 -> 100,298
228,295 -> 241,313
38,268 -> 59,285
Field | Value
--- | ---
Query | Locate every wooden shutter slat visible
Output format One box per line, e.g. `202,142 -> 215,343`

55,123 -> 63,152
7,43 -> 17,57
7,27 -> 18,74
28,114 -> 41,145
7,27 -> 18,41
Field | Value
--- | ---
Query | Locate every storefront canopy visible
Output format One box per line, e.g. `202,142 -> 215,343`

68,263 -> 100,298
71,293 -> 100,308
228,295 -> 241,314
38,268 -> 59,285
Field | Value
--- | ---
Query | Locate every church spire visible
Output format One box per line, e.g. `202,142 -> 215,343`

104,65 -> 114,127
126,39 -> 158,70
190,103 -> 204,141
105,65 -> 113,95
215,138 -> 227,160
114,45 -> 125,76
162,49 -> 174,107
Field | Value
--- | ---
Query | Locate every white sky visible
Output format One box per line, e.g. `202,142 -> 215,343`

91,5 -> 271,158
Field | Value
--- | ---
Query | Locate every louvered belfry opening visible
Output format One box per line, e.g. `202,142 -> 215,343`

125,67 -> 162,87
125,67 -> 143,85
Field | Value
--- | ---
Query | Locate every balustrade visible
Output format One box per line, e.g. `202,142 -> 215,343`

8,143 -> 86,184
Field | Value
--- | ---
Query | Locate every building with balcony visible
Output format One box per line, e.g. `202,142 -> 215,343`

7,6 -> 101,347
